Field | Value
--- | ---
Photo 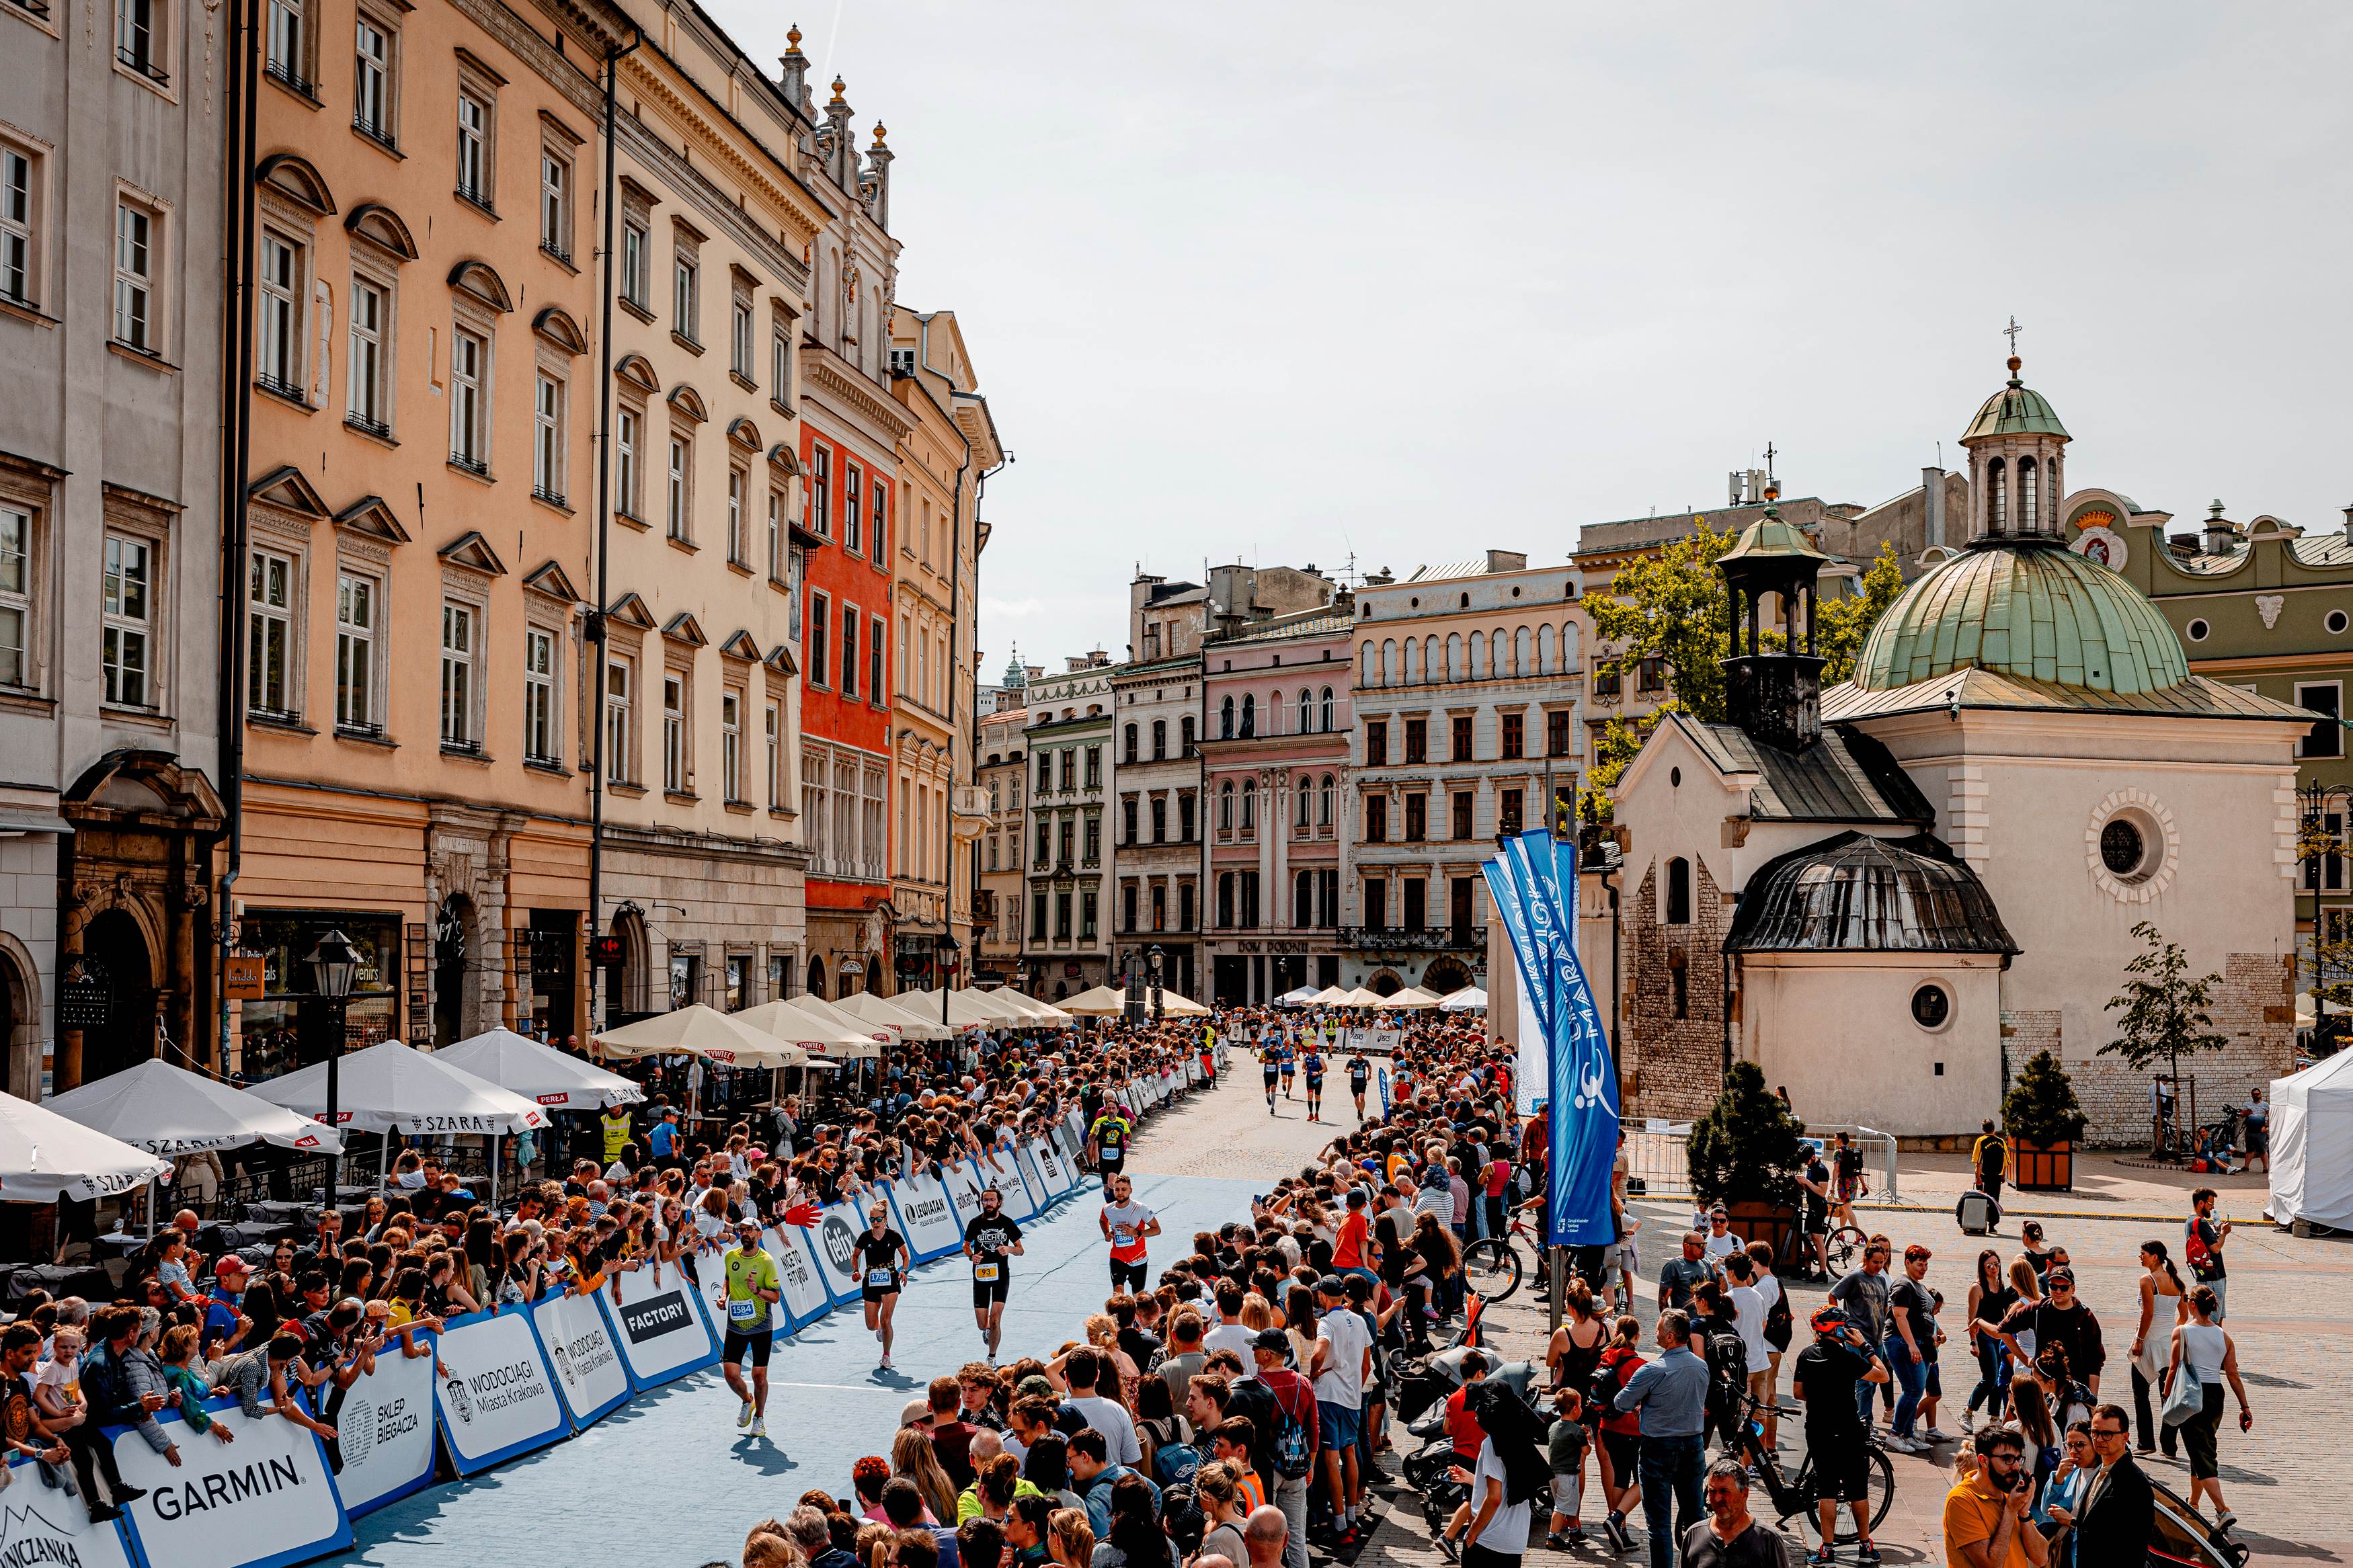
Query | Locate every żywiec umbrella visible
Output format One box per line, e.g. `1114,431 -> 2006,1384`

47,1057 -> 345,1155
0,1091 -> 173,1203
430,1029 -> 647,1112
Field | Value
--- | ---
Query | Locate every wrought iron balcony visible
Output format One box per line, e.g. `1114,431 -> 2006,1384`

1339,925 -> 1480,952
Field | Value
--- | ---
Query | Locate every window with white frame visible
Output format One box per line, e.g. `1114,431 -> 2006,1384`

539,145 -> 569,261
117,0 -> 166,83
604,655 -> 632,781
266,0 -> 305,89
0,503 -> 31,688
731,292 -> 754,382
726,466 -> 745,565
334,570 -> 376,729
255,231 -> 301,396
532,372 -> 564,503
346,276 -> 389,433
449,327 -> 487,471
524,625 -> 557,763
766,489 -> 783,582
0,145 -> 34,309
764,699 -> 781,807
666,434 -> 689,540
844,462 -> 863,553
672,251 -> 698,342
770,315 -> 789,401
114,199 -> 156,352
662,671 -> 686,791
721,688 -> 742,801
869,616 -> 883,707
870,478 -> 886,559
840,606 -> 858,700
621,218 -> 647,309
247,547 -> 294,714
352,16 -> 393,142
439,601 -> 477,745
809,446 -> 830,538
455,92 -> 490,205
615,406 -> 640,519
102,532 -> 153,706
808,591 -> 828,686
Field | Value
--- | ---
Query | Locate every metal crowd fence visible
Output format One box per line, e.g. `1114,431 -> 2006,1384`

1618,1120 -> 1901,1206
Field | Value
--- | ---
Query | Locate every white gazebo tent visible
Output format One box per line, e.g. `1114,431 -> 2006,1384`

431,1030 -> 647,1111
594,1004 -> 809,1067
1438,985 -> 1490,1013
0,1089 -> 173,1204
2268,1048 -> 2353,1231
245,1040 -> 549,1201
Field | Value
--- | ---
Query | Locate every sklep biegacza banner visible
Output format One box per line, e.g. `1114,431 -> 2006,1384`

318,1332 -> 438,1517
107,1397 -> 352,1568
432,1307 -> 569,1475
534,1286 -> 633,1427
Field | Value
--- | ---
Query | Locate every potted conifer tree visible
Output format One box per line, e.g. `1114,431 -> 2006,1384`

1684,1061 -> 1807,1262
2003,1049 -> 2087,1191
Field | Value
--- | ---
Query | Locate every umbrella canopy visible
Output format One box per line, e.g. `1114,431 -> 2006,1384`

1274,986 -> 1324,1007
0,1090 -> 175,1202
987,989 -> 1076,1024
1439,986 -> 1490,1013
1056,985 -> 1128,1017
1310,985 -> 1353,1005
1333,987 -> 1391,1008
904,987 -> 1008,1028
430,1030 -> 646,1113
752,995 -> 891,1055
1384,986 -> 1443,1010
1154,990 -> 1211,1017
245,1040 -> 551,1135
948,989 -> 1030,1025
594,1005 -> 807,1067
47,1058 -> 344,1156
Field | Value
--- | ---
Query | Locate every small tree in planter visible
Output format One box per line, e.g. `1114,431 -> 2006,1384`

1686,1061 -> 1807,1258
2002,1050 -> 2087,1191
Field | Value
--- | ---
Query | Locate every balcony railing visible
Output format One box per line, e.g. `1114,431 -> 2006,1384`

1339,925 -> 1480,952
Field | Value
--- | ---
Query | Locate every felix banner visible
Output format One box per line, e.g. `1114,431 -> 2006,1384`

1484,827 -> 1618,1247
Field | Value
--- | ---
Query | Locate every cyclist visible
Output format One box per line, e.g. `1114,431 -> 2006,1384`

1831,1132 -> 1867,1227
1100,1171 -> 1161,1292
1088,1103 -> 1133,1192
854,1201 -> 911,1372
1263,1044 -> 1282,1114
1795,1144 -> 1833,1282
1302,1042 -> 1326,1122
963,1186 -> 1025,1364
1348,1052 -> 1371,1122
719,1218 -> 781,1437
1789,1306 -> 1888,1566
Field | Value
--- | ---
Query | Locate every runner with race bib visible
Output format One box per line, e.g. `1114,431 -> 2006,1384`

1089,1104 -> 1133,1191
854,1202 -> 912,1372
720,1218 -> 781,1437
1263,1045 -> 1282,1114
1279,1040 -> 1296,1099
1100,1172 -> 1161,1292
1304,1044 -> 1326,1123
1349,1052 -> 1371,1122
963,1186 -> 1025,1364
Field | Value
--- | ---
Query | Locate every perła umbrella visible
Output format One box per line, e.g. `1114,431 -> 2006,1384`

246,1040 -> 550,1134
0,1091 -> 173,1202
47,1057 -> 345,1155
431,1030 -> 646,1112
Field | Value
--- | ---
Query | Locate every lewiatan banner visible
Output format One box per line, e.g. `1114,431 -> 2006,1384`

1484,827 -> 1619,1247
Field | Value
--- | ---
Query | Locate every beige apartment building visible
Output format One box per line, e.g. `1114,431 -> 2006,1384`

973,677 -> 1028,984
885,306 -> 999,985
228,0 -> 625,1069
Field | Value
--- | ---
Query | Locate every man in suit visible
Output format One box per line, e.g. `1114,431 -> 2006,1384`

2052,1404 -> 2152,1568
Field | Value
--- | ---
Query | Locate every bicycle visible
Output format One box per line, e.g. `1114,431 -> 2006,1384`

1459,1204 -> 1542,1303
1725,1395 -> 1894,1545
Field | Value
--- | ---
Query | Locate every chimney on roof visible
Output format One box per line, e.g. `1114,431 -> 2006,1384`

2203,500 -> 2237,556
1484,550 -> 1528,574
1923,466 -> 1946,549
2343,503 -> 2353,542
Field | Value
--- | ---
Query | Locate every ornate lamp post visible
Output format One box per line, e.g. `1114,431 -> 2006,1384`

1148,944 -> 1164,1024
305,927 -> 360,1204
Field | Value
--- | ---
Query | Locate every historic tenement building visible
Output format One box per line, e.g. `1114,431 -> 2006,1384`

973,675 -> 1029,985
1020,654 -> 1114,999
1111,653 -> 1205,1001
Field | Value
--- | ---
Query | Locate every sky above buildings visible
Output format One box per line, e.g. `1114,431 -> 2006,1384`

703,0 -> 2353,671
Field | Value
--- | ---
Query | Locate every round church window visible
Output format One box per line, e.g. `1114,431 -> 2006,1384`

2100,818 -> 2148,878
1911,983 -> 1952,1031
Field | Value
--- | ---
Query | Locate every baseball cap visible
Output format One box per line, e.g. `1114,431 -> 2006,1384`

1315,1274 -> 1347,1296
214,1255 -> 251,1280
1249,1329 -> 1289,1354
1016,1374 -> 1056,1400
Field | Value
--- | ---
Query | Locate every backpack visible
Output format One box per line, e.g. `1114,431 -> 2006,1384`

1269,1389 -> 1314,1480
1702,1324 -> 1749,1409
1762,1284 -> 1794,1353
1588,1350 -> 1631,1416
1153,1439 -> 1202,1487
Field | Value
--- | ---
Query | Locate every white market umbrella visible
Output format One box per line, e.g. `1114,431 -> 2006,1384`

791,991 -> 895,1046
1334,987 -> 1390,1008
945,988 -> 1025,1024
431,1030 -> 646,1112
1438,986 -> 1490,1013
48,1057 -> 344,1155
906,987 -> 1010,1029
831,990 -> 944,1042
732,998 -> 869,1059
0,1091 -> 173,1203
594,1004 -> 806,1068
1057,985 -> 1128,1017
1310,985 -> 1352,1006
1153,990 -> 1211,1017
1385,986 -> 1443,1010
989,988 -> 1076,1024
1274,986 -> 1324,1007
247,1040 -> 551,1134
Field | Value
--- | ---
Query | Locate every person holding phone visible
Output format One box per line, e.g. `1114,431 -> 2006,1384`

1942,1425 -> 2048,1568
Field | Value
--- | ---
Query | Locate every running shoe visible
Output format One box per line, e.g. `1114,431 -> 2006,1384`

1924,1426 -> 1956,1443
1855,1544 -> 1881,1566
750,1417 -> 768,1438
738,1400 -> 754,1428
1806,1549 -> 1835,1566
1603,1518 -> 1632,1553
880,1352 -> 894,1371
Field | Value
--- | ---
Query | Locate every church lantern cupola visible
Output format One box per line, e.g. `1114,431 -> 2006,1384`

1717,494 -> 1832,753
1960,343 -> 2071,544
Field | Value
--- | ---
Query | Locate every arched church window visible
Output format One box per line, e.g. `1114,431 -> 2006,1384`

1666,856 -> 1691,925
2020,456 -> 2039,531
1988,457 -> 2007,530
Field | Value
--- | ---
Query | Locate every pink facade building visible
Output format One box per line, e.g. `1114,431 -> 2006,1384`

1198,608 -> 1354,1005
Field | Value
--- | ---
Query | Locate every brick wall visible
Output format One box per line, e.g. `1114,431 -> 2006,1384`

1622,856 -> 1726,1120
2002,953 -> 2293,1147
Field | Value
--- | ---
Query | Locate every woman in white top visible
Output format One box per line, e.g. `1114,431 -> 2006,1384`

2130,1238 -> 2188,1456
2165,1284 -> 2252,1530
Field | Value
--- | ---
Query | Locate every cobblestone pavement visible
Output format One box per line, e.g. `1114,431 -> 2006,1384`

1138,1083 -> 2344,1563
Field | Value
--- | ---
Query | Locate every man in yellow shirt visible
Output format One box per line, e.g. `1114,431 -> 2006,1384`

1942,1427 -> 2047,1568
600,1104 -> 634,1164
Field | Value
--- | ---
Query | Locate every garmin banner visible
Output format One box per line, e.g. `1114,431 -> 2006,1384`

108,1397 -> 352,1568
1484,827 -> 1618,1247
1031,1135 -> 1074,1194
0,1460 -> 138,1568
889,1173 -> 965,1264
319,1331 -> 438,1517
432,1306 -> 569,1475
766,1225 -> 838,1331
534,1287 -> 632,1428
606,1272 -> 719,1390
806,1199 -> 878,1307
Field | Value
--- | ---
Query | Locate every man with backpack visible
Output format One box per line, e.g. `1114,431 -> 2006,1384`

1972,1120 -> 2009,1224
1688,1282 -> 1751,1457
1250,1331 -> 1318,1568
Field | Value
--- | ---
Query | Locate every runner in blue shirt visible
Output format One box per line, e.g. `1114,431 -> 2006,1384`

1303,1046 -> 1326,1123
1278,1042 -> 1296,1099
1261,1045 -> 1281,1115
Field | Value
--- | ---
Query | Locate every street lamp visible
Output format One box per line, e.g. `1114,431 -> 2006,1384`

939,935 -> 960,1027
1148,944 -> 1164,1024
306,927 -> 360,1205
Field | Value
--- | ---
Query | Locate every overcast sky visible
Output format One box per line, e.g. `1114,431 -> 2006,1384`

702,1 -> 2353,674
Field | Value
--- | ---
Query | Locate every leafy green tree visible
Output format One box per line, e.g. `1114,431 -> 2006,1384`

2003,1050 -> 2087,1147
1685,1060 -> 1808,1208
1817,544 -> 1907,685
1585,518 -> 1738,728
2102,920 -> 2229,1081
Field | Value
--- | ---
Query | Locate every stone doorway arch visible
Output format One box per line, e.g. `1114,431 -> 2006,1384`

78,907 -> 157,1084
1422,957 -> 1474,996
433,895 -> 478,1045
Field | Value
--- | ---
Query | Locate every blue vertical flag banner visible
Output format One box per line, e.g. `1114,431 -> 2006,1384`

1483,829 -> 1620,1247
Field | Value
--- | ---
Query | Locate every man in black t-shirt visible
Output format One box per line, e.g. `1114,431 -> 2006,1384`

1681,1456 -> 1784,1567
1790,1307 -> 1887,1561
1795,1149 -> 1833,1280
1348,1054 -> 1371,1121
963,1188 -> 1025,1363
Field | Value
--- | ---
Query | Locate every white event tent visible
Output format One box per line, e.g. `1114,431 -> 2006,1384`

2268,1048 -> 2353,1231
